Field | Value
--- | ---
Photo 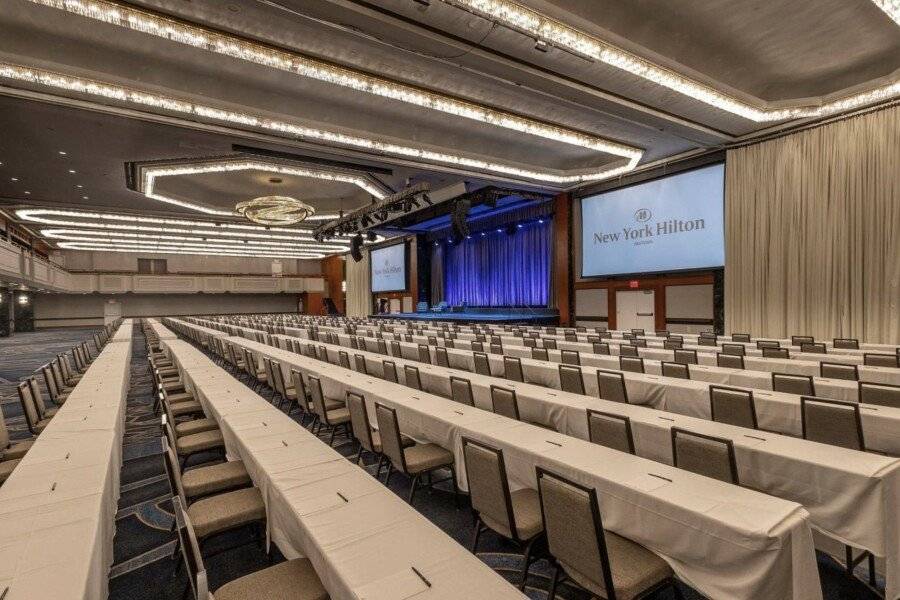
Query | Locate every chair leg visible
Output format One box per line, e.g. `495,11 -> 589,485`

355,446 -> 364,465
471,519 -> 482,553
449,464 -> 460,509
384,465 -> 393,486
519,537 -> 536,590
375,455 -> 385,479
328,426 -> 337,446
671,580 -> 685,600
868,552 -> 876,587
547,562 -> 560,600
408,474 -> 420,504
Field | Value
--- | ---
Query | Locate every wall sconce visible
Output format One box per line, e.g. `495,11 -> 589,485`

18,295 -> 28,305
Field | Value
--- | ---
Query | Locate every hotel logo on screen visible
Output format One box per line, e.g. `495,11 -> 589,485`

373,258 -> 403,277
593,209 -> 706,247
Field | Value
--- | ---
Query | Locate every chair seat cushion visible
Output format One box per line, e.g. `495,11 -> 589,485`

170,400 -> 206,418
0,458 -> 21,483
43,407 -> 60,419
182,460 -> 251,499
324,398 -> 344,411
2,439 -> 35,461
34,418 -> 52,433
175,429 -> 224,455
482,488 -> 543,541
188,487 -> 265,540
211,558 -> 328,600
162,381 -> 185,393
166,391 -> 195,404
403,443 -> 453,474
561,531 -> 672,600
282,387 -> 298,400
175,418 -> 219,437
324,407 -> 350,425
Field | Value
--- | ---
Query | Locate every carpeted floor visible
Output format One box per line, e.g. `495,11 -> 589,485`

48,324 -> 879,600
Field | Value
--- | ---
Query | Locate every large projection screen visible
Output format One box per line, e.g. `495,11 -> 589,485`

370,242 -> 407,292
580,164 -> 725,278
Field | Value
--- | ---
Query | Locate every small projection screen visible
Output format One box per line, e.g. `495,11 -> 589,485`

580,163 -> 725,277
370,242 -> 407,292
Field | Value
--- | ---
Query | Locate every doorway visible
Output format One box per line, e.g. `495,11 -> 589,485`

103,299 -> 123,325
615,290 -> 655,332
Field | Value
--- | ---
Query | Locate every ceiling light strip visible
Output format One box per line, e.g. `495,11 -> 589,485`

0,64 -> 636,183
57,241 -> 329,258
25,0 -> 639,159
41,229 -> 351,251
441,0 -> 900,122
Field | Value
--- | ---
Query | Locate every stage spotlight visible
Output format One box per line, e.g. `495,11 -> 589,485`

350,234 -> 364,262
450,199 -> 471,242
366,230 -> 377,242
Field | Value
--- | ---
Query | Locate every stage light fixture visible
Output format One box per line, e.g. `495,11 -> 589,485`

350,234 -> 364,262
366,230 -> 377,242
450,199 -> 471,243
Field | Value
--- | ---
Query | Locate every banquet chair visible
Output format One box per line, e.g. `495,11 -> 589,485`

161,438 -> 250,505
561,349 -> 581,366
535,467 -> 679,600
308,376 -> 351,445
631,328 -> 645,336
801,343 -> 827,354
731,333 -> 751,342
656,330 -> 670,338
269,360 -> 298,412
671,428 -> 739,484
619,356 -> 645,374
354,354 -> 368,375
434,346 -> 450,368
390,340 -> 402,358
833,338 -> 860,350
532,348 -> 550,361
338,351 -> 352,370
544,338 -> 558,350
164,445 -> 266,558
473,352 -> 492,376
709,386 -> 758,430
490,342 -> 504,354
172,497 -> 328,600
404,365 -> 423,391
820,362 -> 859,381
16,381 -> 52,435
382,360 -> 399,383
249,351 -> 269,392
772,373 -> 815,396
444,339 -> 455,349
619,344 -> 639,358
800,397 -> 865,451
757,340 -> 780,349
346,391 -> 413,478
463,438 -> 544,590
858,382 -> 900,408
523,338 -> 537,348
791,336 -> 815,346
0,404 -> 34,467
25,376 -> 58,420
697,336 -> 718,347
490,385 -> 523,421
863,353 -> 900,368
471,341 -> 485,352
374,402 -> 459,505
165,419 -> 225,470
630,338 -> 647,348
289,369 -> 318,425
763,347 -> 790,359
558,364 -> 586,395
41,363 -> 70,406
721,343 -> 745,357
673,349 -> 697,365
349,336 -> 359,350
450,376 -> 475,406
260,358 -> 278,401
663,339 -> 683,350
57,354 -> 82,385
586,410 -> 635,454
661,361 -> 690,380
418,344 -> 432,364
596,330 -> 612,339
596,370 -> 628,403
592,342 -> 610,355
427,336 -> 438,346
716,353 -> 744,369
376,339 -> 388,355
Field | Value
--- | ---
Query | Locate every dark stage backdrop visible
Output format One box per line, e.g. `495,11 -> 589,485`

440,219 -> 551,306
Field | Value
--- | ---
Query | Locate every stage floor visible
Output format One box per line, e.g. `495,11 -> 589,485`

369,311 -> 558,325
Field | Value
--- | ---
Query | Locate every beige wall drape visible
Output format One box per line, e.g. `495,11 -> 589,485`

725,105 -> 900,343
345,250 -> 371,318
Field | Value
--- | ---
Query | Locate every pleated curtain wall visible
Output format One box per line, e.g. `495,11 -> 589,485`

725,104 -> 900,343
345,249 -> 371,318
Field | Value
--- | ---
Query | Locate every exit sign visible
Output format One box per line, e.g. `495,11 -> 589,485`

628,280 -> 639,289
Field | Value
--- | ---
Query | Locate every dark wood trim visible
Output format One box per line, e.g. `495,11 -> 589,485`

665,318 -> 715,325
553,193 -> 572,326
573,315 -> 609,322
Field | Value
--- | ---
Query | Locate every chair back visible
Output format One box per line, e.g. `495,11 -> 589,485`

465,352 -> 487,376
390,340 -> 402,358
858,382 -> 900,408
503,356 -> 524,382
418,344 -> 432,364
558,364 -> 585,394
307,376 -> 329,422
763,347 -> 790,358
596,331 -> 612,339
377,339 -> 388,355
349,336 -> 359,350
382,360 -> 398,383
631,328 -> 645,336
462,438 -> 519,540
450,376 -> 475,406
523,338 -> 536,348
698,336 -> 718,347
374,403 -> 407,472
536,468 -> 614,599
801,343 -> 827,354
172,497 -> 210,600
619,344 -> 639,357
833,338 -> 859,350
435,346 -> 450,367
661,361 -> 690,379
404,365 -> 422,390
596,370 -> 628,403
290,369 -> 310,414
338,351 -> 351,370
490,385 -> 519,420
619,356 -> 644,373
757,340 -> 780,349
656,330 -> 670,337
791,335 -> 815,346
560,349 -> 580,366
864,353 -> 899,368
471,341 -> 485,352
716,353 -> 744,369
731,333 -> 751,342
631,338 -> 647,348
586,410 -> 634,454
709,385 -> 757,429
269,360 -> 287,397
592,342 -> 610,355
489,343 -> 503,355
17,381 -> 42,433
544,338 -> 558,350
663,339 -> 683,350
354,354 -> 368,374
671,428 -> 739,484
673,349 -> 697,365
772,373 -> 815,396
721,343 -> 745,356
162,436 -> 188,507
41,364 -> 62,402
346,392 -> 375,452
801,397 -> 864,451
27,376 -> 52,419
532,348 -> 549,361
820,362 -> 858,381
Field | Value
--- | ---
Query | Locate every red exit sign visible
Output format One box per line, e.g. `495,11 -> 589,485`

628,280 -> 640,289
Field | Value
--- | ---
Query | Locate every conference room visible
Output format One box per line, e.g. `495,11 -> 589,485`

0,1 -> 898,599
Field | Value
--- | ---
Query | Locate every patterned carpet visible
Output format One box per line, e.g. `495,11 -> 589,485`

4,326 -> 879,599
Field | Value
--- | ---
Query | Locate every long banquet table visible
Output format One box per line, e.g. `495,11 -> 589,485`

158,329 -> 528,600
0,320 -> 133,600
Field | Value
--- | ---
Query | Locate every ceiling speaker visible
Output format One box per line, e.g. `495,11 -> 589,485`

350,234 -> 363,262
450,199 -> 471,243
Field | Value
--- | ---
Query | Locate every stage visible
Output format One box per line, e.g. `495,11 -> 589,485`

369,308 -> 558,325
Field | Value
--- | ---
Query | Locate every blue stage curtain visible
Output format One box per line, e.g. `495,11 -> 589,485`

443,220 -> 551,306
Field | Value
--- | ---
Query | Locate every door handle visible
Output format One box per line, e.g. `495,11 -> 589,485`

636,312 -> 654,316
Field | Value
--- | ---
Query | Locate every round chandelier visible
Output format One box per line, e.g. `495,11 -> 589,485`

234,196 -> 316,225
